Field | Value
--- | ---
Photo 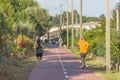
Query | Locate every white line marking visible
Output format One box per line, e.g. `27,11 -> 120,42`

64,72 -> 67,75
61,65 -> 64,68
63,69 -> 66,71
65,75 -> 69,78
56,48 -> 69,79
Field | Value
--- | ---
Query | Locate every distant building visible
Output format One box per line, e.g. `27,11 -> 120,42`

43,21 -> 100,39
82,21 -> 100,30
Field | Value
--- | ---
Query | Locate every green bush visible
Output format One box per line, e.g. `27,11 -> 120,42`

61,27 -> 120,64
17,47 -> 27,54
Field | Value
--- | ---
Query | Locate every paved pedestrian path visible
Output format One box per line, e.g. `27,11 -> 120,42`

28,44 -> 104,80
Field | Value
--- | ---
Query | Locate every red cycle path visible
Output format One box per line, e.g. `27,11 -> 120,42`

28,44 -> 104,80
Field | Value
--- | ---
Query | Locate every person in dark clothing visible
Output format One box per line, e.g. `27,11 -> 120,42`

36,37 -> 43,66
36,43 -> 43,62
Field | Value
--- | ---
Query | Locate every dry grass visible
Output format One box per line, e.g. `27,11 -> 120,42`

0,56 -> 36,80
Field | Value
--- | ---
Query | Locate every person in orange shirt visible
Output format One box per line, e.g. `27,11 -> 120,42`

77,37 -> 89,69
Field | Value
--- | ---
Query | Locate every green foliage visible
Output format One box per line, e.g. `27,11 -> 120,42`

108,2 -> 120,63
0,0 -> 50,56
99,14 -> 106,33
60,4 -> 120,63
97,7 -> 120,61
35,23 -> 44,36
61,28 -> 73,48
84,28 -> 105,57
61,29 -> 67,45
17,47 -> 27,55
111,30 -> 120,63
25,6 -> 49,37
0,12 -> 8,35
10,43 -> 16,54
111,4 -> 120,29
61,27 -> 106,57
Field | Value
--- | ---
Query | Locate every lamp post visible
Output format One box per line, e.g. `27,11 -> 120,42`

66,0 -> 69,48
106,0 -> 111,72
60,3 -> 62,37
71,0 -> 74,48
76,14 -> 78,37
80,0 -> 82,40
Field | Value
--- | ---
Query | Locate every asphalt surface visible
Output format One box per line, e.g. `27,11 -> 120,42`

28,43 -> 104,80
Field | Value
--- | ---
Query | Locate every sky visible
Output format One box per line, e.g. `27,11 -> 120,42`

37,0 -> 119,17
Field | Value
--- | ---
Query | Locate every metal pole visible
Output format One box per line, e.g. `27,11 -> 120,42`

66,0 -> 69,48
60,3 -> 62,37
48,9 -> 50,42
118,0 -> 120,36
48,27 -> 49,42
76,14 -> 78,37
116,2 -> 119,32
80,0 -> 82,39
106,0 -> 111,72
71,0 -> 74,48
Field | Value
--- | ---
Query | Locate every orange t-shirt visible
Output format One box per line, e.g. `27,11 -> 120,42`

77,39 -> 88,53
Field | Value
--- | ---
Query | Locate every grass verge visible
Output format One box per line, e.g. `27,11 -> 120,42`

0,56 -> 36,80
86,57 -> 120,80
69,48 -> 120,80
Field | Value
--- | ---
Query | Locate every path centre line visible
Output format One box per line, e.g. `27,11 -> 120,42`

56,48 -> 69,79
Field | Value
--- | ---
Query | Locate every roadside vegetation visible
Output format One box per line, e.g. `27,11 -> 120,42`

60,3 -> 120,80
0,0 -> 49,80
0,56 -> 36,80
0,0 -> 120,80
69,48 -> 120,80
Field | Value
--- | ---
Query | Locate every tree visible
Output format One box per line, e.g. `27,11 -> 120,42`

0,0 -> 49,56
99,14 -> 106,34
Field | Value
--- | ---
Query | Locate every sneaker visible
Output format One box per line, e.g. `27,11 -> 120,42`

81,65 -> 86,69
